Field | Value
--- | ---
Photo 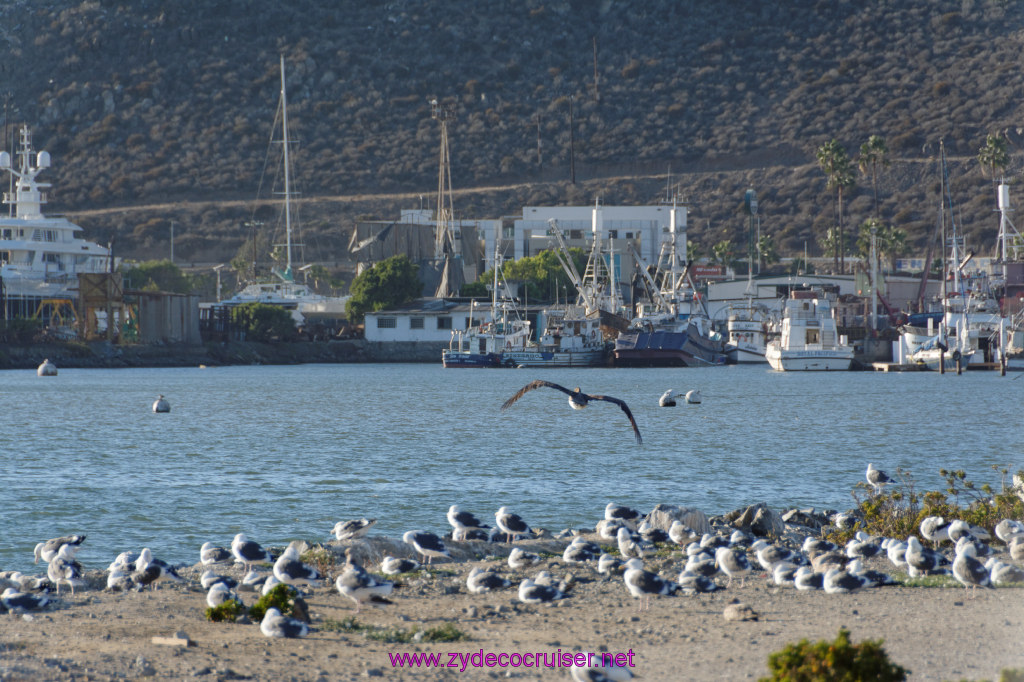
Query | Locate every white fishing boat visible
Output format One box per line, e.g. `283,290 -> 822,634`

765,290 -> 853,371
0,126 -> 112,304
502,305 -> 607,368
223,56 -> 347,324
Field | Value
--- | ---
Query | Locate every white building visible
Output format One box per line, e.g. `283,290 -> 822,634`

364,298 -> 489,343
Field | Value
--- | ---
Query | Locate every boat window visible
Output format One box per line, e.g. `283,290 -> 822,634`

0,251 -> 8,263
376,317 -> 397,329
806,329 -> 819,344
0,229 -> 11,239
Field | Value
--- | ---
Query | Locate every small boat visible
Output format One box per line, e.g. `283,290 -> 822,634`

765,290 -> 853,371
501,305 -> 607,368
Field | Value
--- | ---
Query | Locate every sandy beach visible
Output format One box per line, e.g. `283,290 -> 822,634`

2,531 -> 1023,682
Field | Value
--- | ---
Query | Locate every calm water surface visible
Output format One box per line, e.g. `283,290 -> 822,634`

2,362 -> 1019,573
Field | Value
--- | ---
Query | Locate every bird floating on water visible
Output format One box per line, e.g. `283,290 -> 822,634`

502,380 -> 642,444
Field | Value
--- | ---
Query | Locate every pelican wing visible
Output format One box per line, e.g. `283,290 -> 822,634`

500,380 -> 573,410
589,394 -> 643,445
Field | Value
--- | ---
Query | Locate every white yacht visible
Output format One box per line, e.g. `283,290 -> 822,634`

765,290 -> 853,371
0,126 -> 112,303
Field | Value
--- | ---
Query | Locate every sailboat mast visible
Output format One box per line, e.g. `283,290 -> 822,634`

280,55 -> 293,278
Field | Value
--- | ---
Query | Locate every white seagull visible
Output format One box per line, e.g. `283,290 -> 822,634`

260,607 -> 309,638
793,566 -> 824,591
823,567 -> 870,594
273,545 -> 322,587
604,502 -> 642,528
47,544 -> 85,595
508,547 -> 542,571
34,535 -> 87,564
206,582 -> 242,609
865,463 -> 894,494
616,526 -> 646,559
336,550 -> 394,612
231,533 -> 273,571
1,587 -> 51,613
517,578 -> 567,604
466,567 -> 511,594
447,505 -> 489,533
331,518 -> 377,541
952,542 -> 993,597
402,530 -> 450,564
714,546 -> 751,587
200,541 -> 233,566
133,548 -> 184,590
380,556 -> 420,575
905,536 -> 948,577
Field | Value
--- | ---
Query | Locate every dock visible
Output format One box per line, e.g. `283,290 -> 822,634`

871,361 -> 1010,372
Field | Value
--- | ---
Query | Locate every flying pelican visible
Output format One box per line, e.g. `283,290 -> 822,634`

501,380 -> 642,444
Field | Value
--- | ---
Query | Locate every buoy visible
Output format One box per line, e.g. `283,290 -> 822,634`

152,395 -> 171,413
685,390 -> 702,404
659,390 -> 678,407
36,359 -> 58,376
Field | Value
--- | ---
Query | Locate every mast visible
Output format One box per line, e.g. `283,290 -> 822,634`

280,55 -> 294,281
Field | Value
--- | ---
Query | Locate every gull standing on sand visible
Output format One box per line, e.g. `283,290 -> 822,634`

714,546 -> 751,587
616,527 -> 646,559
865,463 -> 894,494
905,536 -> 948,577
447,505 -> 490,534
336,549 -> 394,612
331,518 -> 376,541
133,548 -> 184,589
623,558 -> 677,610
260,607 -> 308,638
231,534 -> 273,571
47,544 -> 85,595
920,516 -> 951,546
501,380 -> 643,445
952,542 -> 993,597
495,506 -> 531,543
402,530 -> 450,564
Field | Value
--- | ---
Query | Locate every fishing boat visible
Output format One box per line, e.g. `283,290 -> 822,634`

222,56 -> 347,324
613,205 -> 727,367
765,290 -> 854,371
0,126 -> 112,306
502,304 -> 607,368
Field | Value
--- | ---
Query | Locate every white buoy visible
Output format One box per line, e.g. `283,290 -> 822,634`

152,395 -> 170,413
37,359 -> 58,376
685,390 -> 702,404
658,390 -> 678,407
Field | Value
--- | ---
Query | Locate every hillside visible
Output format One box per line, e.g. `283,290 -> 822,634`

3,0 -> 1023,275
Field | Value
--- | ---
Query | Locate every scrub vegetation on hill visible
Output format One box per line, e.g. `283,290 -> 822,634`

4,0 -> 1023,271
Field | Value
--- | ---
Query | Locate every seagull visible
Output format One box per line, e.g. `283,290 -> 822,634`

466,567 -> 511,594
948,519 -> 991,544
152,395 -> 170,413
200,569 -> 238,590
402,530 -> 450,564
637,521 -> 670,545
508,547 -> 541,571
336,550 -> 394,612
985,558 -> 1024,586
845,532 -> 883,559
517,578 -> 567,604
823,567 -> 870,594
260,607 -> 309,638
793,566 -> 823,591
34,535 -> 87,564
48,544 -> 85,595
683,552 -> 718,578
905,536 -> 948,577
677,568 -> 722,594
1010,537 -> 1024,562
331,518 -> 377,541
380,556 -> 420,575
952,542 -> 993,597
616,526 -> 646,559
106,551 -> 138,573
501,380 -> 643,444
273,546 -> 322,587
846,559 -> 896,587
659,390 -> 683,407
995,518 -> 1024,545
810,551 -> 848,575
200,542 -> 233,566
714,546 -> 751,587
1,587 -> 51,612
563,538 -> 600,565
570,657 -> 636,682
801,537 -> 838,557
865,463 -> 894,494
231,534 -> 273,571
667,521 -> 697,546
920,516 -> 951,546
750,539 -> 803,572
206,582 -> 243,609
597,553 -> 625,577
447,505 -> 490,533
106,566 -> 134,592
883,538 -> 908,568
605,502 -> 642,529
133,548 -> 184,590
772,562 -> 800,586
495,506 -> 531,543
623,558 -> 677,610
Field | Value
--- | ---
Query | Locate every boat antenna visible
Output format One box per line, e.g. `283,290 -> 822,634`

280,54 -> 294,281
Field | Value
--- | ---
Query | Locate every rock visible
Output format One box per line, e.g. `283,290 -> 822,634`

781,508 -> 829,530
134,656 -> 156,676
291,597 -> 310,623
728,503 -> 784,538
643,504 -> 711,535
723,599 -> 758,622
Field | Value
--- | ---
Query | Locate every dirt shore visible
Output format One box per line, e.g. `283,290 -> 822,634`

1,534 -> 1022,682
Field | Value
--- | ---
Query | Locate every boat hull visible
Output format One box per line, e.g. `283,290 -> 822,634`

503,348 -> 607,368
613,327 -> 727,367
441,351 -> 502,368
765,347 -> 853,371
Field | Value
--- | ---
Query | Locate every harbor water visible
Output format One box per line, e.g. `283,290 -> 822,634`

2,362 -> 1019,573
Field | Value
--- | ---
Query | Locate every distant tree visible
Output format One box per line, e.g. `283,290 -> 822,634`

711,239 -> 737,269
684,239 -> 705,263
230,302 -> 296,342
123,260 -> 195,293
470,248 -> 588,303
858,135 -> 890,218
816,139 -> 855,273
345,255 -> 421,323
817,226 -> 847,272
789,257 -> 814,276
855,219 -> 908,271
977,133 -> 1009,181
757,234 -> 780,270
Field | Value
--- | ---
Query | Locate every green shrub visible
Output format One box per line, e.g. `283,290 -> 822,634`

205,599 -> 245,622
230,302 -> 296,342
248,583 -> 299,622
761,628 -> 908,682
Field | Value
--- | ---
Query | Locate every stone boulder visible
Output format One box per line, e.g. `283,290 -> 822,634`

643,504 -> 711,536
725,502 -> 785,539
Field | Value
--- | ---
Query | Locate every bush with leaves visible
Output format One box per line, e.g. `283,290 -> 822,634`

761,628 -> 908,682
345,255 -> 422,323
229,302 -> 296,342
205,599 -> 245,623
248,583 -> 301,622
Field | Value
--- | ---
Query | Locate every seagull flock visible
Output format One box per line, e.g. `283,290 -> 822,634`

4,463 -> 1023,668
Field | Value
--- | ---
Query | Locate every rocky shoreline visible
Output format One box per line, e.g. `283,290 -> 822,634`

0,339 -> 446,370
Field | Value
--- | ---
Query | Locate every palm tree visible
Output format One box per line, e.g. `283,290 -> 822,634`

817,226 -> 844,271
757,234 -> 779,271
977,133 -> 1009,182
855,219 -> 908,272
858,135 -> 889,218
816,139 -> 855,273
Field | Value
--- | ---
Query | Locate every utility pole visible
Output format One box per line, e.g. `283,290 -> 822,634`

535,113 -> 542,170
568,94 -> 576,185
